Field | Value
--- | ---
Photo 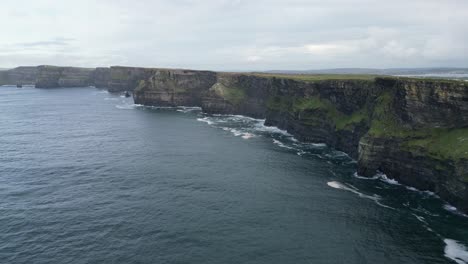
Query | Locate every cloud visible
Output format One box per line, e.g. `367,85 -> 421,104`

0,0 -> 467,70
16,38 -> 75,47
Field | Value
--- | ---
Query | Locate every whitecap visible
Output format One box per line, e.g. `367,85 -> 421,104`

115,104 -> 138,110
241,133 -> 255,139
444,239 -> 468,264
176,106 -> 201,113
352,172 -> 380,180
327,181 -> 371,198
378,173 -> 401,185
297,150 -> 306,156
272,139 -> 295,150
253,121 -> 292,136
444,204 -> 468,218
197,117 -> 214,125
104,97 -> 119,101
327,181 -> 395,210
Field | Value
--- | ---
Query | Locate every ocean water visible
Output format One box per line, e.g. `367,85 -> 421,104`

1,86 -> 468,264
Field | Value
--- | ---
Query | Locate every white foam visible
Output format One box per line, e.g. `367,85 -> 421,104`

444,204 -> 468,218
241,133 -> 255,139
253,121 -> 292,136
327,181 -> 395,210
412,213 -> 427,224
310,143 -> 327,147
378,173 -> 401,185
352,172 -> 380,180
273,139 -> 294,150
297,150 -> 306,156
197,117 -> 214,125
444,239 -> 468,264
353,172 -> 402,185
104,97 -> 119,101
176,106 -> 201,113
115,104 -> 137,110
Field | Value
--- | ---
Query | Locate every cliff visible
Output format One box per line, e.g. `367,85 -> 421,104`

134,70 -> 468,212
93,67 -> 111,88
107,66 -> 153,92
35,65 -> 95,88
0,66 -> 37,85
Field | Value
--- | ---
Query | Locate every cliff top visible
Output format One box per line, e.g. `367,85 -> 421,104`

247,73 -> 380,82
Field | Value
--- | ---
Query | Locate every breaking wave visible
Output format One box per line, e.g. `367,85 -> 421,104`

444,239 -> 468,264
115,103 -> 140,110
327,181 -> 395,209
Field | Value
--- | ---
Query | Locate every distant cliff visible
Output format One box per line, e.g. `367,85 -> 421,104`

134,70 -> 468,212
35,66 -> 95,88
0,66 -> 37,85
32,65 -> 152,91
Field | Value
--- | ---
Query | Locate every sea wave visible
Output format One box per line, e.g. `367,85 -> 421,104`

273,139 -> 295,150
327,181 -> 395,210
197,117 -> 214,125
444,239 -> 468,264
444,204 -> 468,218
115,104 -> 139,110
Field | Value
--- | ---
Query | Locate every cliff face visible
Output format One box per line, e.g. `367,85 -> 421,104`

357,78 -> 468,211
0,66 -> 37,85
108,66 -> 153,92
134,70 -> 468,212
134,69 -> 217,106
93,67 -> 111,88
35,66 -> 95,88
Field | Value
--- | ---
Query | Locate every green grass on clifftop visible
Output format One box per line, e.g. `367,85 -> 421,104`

250,73 -> 378,82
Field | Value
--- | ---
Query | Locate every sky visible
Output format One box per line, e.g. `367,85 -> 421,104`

1,0 -> 468,71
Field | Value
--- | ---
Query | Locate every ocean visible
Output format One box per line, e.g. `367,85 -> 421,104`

1,86 -> 467,263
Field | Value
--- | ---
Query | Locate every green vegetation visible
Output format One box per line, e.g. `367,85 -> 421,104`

135,80 -> 146,91
268,91 -> 468,161
335,108 -> 368,130
403,128 -> 468,160
249,73 -> 379,82
211,82 -> 246,105
267,95 -> 368,131
367,91 -> 404,137
110,70 -> 130,81
367,91 -> 468,160
395,76 -> 468,85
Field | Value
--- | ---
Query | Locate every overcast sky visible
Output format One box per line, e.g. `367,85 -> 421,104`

1,0 -> 467,70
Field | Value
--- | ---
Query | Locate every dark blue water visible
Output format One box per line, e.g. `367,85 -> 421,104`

1,86 -> 468,264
